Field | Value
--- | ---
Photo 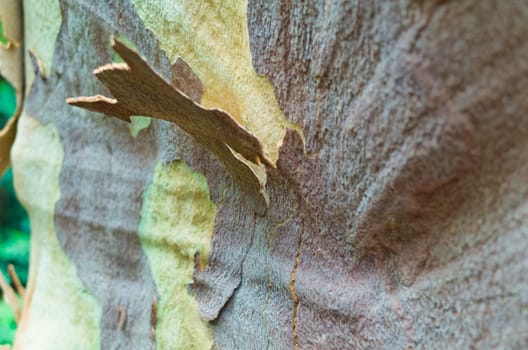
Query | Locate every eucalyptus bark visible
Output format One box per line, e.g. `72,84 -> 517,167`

3,0 -> 528,349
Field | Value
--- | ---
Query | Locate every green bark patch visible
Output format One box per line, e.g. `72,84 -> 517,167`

128,115 -> 151,138
0,21 -> 9,46
138,160 -> 215,349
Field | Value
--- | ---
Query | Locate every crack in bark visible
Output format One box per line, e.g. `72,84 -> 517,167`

262,196 -> 298,350
289,227 -> 303,350
211,221 -> 258,322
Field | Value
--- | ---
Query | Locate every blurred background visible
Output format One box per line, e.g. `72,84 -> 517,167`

0,75 -> 29,345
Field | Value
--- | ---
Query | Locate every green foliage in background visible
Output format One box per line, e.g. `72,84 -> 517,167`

0,76 -> 29,344
0,21 -> 9,46
0,77 -> 15,126
0,300 -> 16,344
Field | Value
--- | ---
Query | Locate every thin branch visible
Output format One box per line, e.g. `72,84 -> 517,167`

0,270 -> 20,322
7,264 -> 25,298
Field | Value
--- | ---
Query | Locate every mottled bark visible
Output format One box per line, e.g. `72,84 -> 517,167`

6,0 -> 528,349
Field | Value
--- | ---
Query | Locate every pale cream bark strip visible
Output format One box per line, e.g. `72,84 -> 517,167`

0,0 -> 23,177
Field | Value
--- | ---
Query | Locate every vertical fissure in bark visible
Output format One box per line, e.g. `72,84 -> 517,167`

262,197 -> 298,350
289,228 -> 303,350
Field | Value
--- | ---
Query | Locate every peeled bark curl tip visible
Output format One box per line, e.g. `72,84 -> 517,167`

0,113 -> 19,177
67,38 -> 273,201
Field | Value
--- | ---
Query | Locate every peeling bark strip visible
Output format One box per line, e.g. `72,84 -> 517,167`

0,113 -> 18,176
67,38 -> 273,197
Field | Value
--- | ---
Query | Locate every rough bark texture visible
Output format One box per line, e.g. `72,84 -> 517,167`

6,0 -> 528,349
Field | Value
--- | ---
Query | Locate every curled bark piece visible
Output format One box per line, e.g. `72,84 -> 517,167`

67,38 -> 274,198
0,113 -> 18,177
28,50 -> 47,80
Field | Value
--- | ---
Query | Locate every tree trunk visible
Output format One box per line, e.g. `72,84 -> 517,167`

5,0 -> 528,349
